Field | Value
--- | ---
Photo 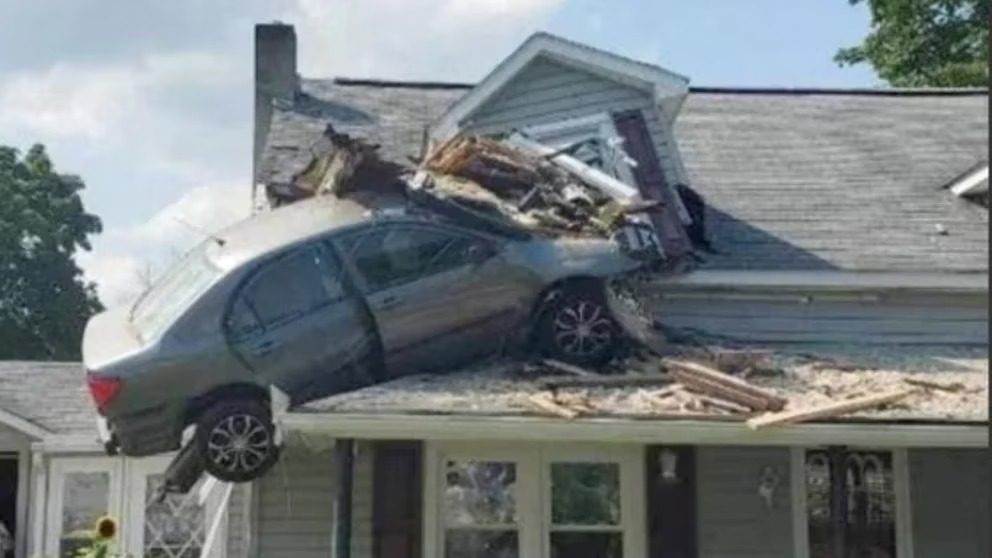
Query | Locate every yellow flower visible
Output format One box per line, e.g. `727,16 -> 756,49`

94,515 -> 117,541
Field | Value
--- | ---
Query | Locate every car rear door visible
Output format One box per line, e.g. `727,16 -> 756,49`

336,222 -> 532,376
225,242 -> 376,403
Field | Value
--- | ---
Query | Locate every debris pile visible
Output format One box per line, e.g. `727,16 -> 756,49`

412,133 -> 666,260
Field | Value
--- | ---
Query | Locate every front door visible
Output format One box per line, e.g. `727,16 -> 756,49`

336,223 -> 529,376
227,243 -> 375,403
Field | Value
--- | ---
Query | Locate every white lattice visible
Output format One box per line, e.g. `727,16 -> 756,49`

143,476 -> 206,558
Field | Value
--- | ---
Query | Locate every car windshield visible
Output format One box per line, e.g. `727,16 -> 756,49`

130,244 -> 221,342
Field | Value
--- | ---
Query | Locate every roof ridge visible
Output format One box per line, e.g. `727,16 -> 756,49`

320,77 -> 988,96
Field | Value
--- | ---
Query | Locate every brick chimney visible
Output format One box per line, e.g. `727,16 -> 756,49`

254,22 -> 298,193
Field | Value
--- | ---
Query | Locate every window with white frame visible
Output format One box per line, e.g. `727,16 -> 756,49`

428,444 -> 644,558
795,448 -> 911,558
45,456 -> 228,558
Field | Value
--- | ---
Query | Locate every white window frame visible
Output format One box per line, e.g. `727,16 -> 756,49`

45,455 -> 229,558
523,113 -> 639,187
45,457 -> 124,558
424,442 -> 645,558
790,447 -> 914,558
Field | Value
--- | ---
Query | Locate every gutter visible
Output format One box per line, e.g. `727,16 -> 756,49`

280,412 -> 988,449
649,270 -> 989,295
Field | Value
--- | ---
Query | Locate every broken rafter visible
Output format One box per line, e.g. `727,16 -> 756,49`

542,374 -> 673,390
541,359 -> 598,377
902,377 -> 966,393
662,358 -> 787,411
746,388 -> 917,430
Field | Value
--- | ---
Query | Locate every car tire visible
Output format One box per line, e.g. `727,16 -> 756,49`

195,398 -> 280,483
538,282 -> 619,367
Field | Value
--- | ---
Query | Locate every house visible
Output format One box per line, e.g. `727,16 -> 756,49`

0,23 -> 986,558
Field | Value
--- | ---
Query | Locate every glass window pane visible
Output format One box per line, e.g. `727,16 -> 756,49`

341,227 -> 459,291
551,463 -> 621,526
143,474 -> 206,558
245,247 -> 329,328
550,532 -> 622,558
445,530 -> 518,558
444,461 -> 516,526
59,472 -> 110,558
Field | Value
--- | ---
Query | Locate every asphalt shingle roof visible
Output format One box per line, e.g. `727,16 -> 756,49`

0,361 -> 95,436
259,80 -> 989,273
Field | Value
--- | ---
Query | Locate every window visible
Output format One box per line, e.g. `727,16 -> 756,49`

339,226 -> 485,292
131,246 -> 222,342
550,463 -> 623,558
798,448 -> 909,558
236,247 -> 335,331
47,456 -> 229,558
428,444 -> 643,558
443,461 -> 519,558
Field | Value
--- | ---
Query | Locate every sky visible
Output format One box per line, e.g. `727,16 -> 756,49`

0,0 -> 877,306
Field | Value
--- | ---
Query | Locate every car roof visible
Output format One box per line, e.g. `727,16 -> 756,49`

206,195 -> 381,270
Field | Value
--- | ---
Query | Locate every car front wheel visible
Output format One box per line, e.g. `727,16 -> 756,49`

538,282 -> 619,366
195,398 -> 280,483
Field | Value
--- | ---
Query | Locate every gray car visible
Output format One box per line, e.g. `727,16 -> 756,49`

82,195 -> 645,482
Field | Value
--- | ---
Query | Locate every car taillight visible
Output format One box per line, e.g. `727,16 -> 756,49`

87,373 -> 122,414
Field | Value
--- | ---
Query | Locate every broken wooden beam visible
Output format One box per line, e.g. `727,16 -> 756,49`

662,358 -> 788,411
526,392 -> 579,419
902,377 -> 966,393
542,374 -> 673,390
541,359 -> 598,377
746,389 -> 917,430
682,390 -> 752,414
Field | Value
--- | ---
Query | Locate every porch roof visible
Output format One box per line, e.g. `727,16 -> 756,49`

298,345 -> 988,425
0,361 -> 92,437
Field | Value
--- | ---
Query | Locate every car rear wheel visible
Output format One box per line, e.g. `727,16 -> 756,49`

538,282 -> 619,367
195,398 -> 279,483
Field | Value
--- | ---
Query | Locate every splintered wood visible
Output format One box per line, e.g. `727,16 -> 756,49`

662,358 -> 788,412
746,388 -> 917,430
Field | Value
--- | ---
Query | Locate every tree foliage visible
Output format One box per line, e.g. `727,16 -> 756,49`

0,144 -> 102,360
836,0 -> 989,87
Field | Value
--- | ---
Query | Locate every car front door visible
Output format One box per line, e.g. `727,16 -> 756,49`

336,223 -> 532,376
225,242 -> 376,404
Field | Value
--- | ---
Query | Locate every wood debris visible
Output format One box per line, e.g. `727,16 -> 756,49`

526,392 -> 579,419
662,358 -> 788,411
746,388 -> 918,430
542,373 -> 672,390
902,377 -> 966,393
540,359 -> 598,377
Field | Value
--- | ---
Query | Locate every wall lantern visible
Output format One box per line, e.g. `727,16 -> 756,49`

758,466 -> 781,508
658,448 -> 679,484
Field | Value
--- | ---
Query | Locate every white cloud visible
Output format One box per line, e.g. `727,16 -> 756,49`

79,181 -> 252,306
282,0 -> 565,80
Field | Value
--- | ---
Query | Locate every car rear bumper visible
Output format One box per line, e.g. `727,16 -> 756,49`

108,404 -> 183,457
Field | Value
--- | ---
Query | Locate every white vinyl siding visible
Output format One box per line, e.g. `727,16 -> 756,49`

696,447 -> 794,558
250,441 -> 374,558
653,291 -> 988,345
909,448 -> 989,558
461,56 -> 683,186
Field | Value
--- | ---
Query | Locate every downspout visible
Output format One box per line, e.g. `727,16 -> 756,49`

333,439 -> 355,558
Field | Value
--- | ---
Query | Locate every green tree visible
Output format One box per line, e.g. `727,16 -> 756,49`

836,0 -> 989,87
0,144 -> 102,360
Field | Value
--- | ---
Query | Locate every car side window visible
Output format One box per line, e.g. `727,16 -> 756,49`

228,246 -> 336,335
339,225 -> 491,292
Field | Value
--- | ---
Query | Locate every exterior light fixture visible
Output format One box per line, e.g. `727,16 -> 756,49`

758,466 -> 780,508
658,448 -> 679,484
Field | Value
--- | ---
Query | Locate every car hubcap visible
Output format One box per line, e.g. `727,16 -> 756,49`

552,300 -> 613,357
207,414 -> 271,474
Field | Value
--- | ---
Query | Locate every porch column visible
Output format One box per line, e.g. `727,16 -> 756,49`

333,439 -> 355,558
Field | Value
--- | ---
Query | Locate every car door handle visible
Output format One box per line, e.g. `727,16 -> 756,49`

380,295 -> 402,310
251,340 -> 277,357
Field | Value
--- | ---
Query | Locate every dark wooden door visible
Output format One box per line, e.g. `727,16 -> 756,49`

646,445 -> 697,558
373,441 -> 423,558
612,110 -> 692,260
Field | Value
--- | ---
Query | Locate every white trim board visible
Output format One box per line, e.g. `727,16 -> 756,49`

649,269 -> 989,294
0,408 -> 51,440
431,32 -> 690,141
281,413 -> 988,448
